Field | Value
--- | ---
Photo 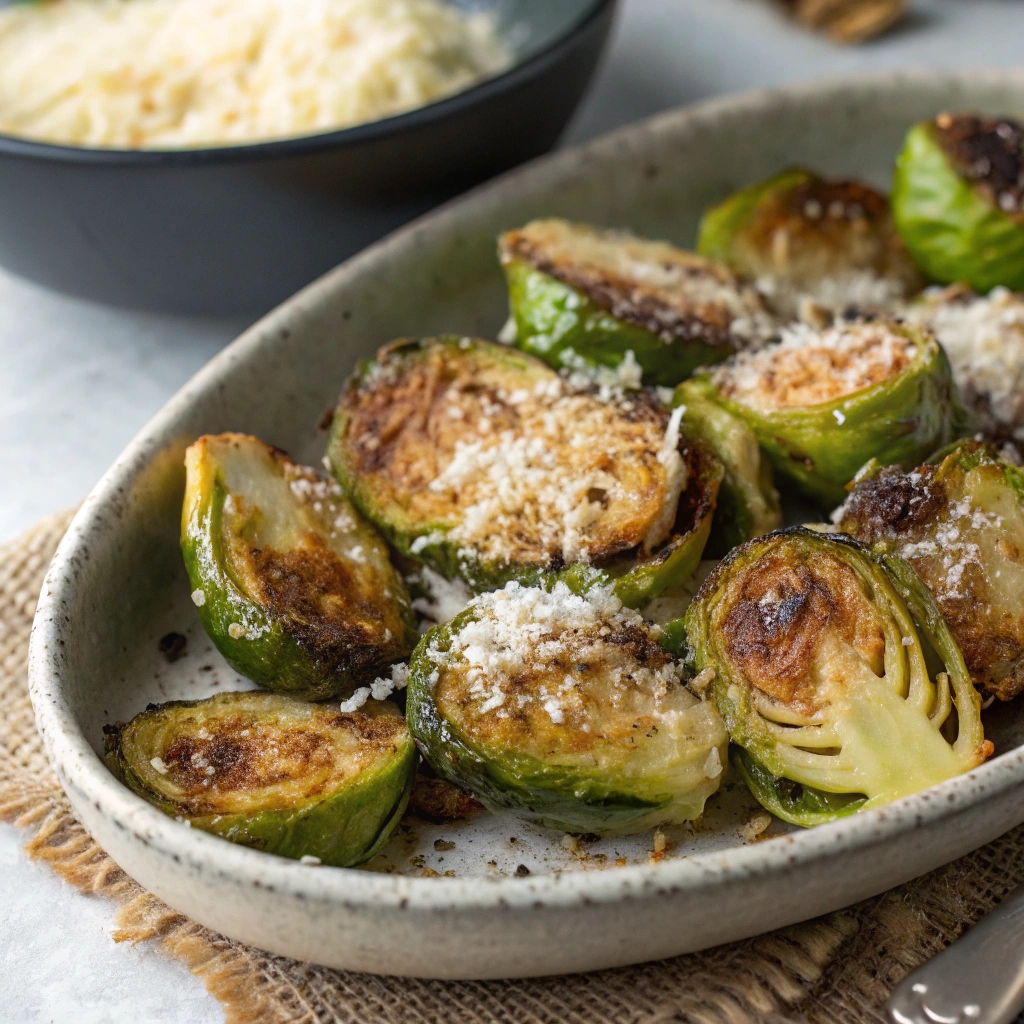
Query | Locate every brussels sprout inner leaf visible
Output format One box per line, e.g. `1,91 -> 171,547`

407,580 -> 728,836
182,433 -> 416,699
107,691 -> 416,867
684,528 -> 988,823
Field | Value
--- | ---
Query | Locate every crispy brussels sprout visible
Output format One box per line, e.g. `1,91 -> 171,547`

182,434 -> 416,700
498,219 -> 775,386
105,691 -> 416,866
697,169 -> 923,319
838,441 -> 1024,700
672,377 -> 781,555
407,580 -> 728,835
892,114 -> 1024,292
328,337 -> 720,601
683,528 -> 990,827
903,284 -> 1024,443
700,317 -> 964,506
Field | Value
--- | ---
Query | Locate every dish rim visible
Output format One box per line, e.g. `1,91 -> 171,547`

28,66 -> 1024,916
0,0 -> 613,166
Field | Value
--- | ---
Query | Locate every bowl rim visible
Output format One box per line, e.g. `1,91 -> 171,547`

0,0 -> 614,166
28,67 -> 1024,916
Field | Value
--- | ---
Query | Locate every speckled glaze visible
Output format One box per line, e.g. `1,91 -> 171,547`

28,72 -> 1024,980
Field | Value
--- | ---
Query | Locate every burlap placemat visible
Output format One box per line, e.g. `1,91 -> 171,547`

2,511 -> 1022,1024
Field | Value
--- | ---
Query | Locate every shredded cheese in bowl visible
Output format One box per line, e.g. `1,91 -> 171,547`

0,0 -> 512,149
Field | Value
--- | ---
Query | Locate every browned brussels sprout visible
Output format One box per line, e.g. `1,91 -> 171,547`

499,218 -> 776,386
698,169 -> 923,319
106,691 -> 416,866
892,113 -> 1024,292
838,440 -> 1024,700
328,336 -> 720,603
407,579 -> 728,835
182,433 -> 417,700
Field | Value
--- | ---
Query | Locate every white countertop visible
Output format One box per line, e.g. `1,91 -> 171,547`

3,1 -> 1023,1020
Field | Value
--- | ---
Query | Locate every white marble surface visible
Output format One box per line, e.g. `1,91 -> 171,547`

4,1 -> 1024,1020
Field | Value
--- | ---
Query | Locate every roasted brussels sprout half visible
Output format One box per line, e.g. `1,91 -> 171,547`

328,337 -> 720,601
498,218 -> 775,386
407,579 -> 728,835
683,528 -> 990,827
699,317 -> 964,506
697,169 -> 923,319
182,434 -> 417,700
838,441 -> 1024,700
106,691 -> 416,866
903,284 -> 1024,443
672,377 -> 782,555
892,113 -> 1024,292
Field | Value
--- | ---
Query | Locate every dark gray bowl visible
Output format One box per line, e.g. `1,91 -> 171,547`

0,0 -> 615,315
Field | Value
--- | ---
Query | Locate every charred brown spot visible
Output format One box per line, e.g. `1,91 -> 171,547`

840,464 -> 946,542
934,113 -> 1024,220
250,534 -> 405,677
163,718 -> 334,796
720,550 -> 884,711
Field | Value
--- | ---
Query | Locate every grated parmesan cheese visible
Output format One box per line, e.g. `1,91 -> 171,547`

904,286 -> 1024,441
0,0 -> 511,149
714,319 -> 915,412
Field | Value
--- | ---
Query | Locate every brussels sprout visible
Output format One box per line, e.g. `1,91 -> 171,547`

182,434 -> 417,700
903,284 -> 1024,443
683,528 -> 990,827
699,317 -> 964,506
838,441 -> 1024,700
498,219 -> 776,386
698,169 -> 923,319
892,114 -> 1024,293
407,579 -> 728,835
328,337 -> 720,601
672,377 -> 781,555
105,691 -> 416,866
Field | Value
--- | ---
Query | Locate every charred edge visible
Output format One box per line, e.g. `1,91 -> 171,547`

502,230 -> 739,349
934,112 -> 1024,219
840,464 -> 946,541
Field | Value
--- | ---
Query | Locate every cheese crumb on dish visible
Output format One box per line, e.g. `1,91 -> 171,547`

904,285 -> 1024,441
713,319 -> 915,412
0,0 -> 511,149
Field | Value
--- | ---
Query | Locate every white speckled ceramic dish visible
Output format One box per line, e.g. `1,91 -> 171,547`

28,71 -> 1024,980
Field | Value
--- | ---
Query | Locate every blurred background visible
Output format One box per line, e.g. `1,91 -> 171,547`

2,1 -> 1024,1020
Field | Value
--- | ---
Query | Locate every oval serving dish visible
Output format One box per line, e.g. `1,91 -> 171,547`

28,71 -> 1024,980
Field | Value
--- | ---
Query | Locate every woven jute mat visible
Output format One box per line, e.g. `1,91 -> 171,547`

3,512 -> 1023,1024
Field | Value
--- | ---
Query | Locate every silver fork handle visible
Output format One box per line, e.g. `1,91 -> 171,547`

888,883 -> 1024,1024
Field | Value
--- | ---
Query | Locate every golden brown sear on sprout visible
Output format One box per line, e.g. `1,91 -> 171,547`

717,548 -> 885,714
341,341 -> 677,567
500,219 -> 770,348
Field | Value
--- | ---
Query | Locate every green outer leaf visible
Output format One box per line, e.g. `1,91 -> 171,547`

673,377 -> 781,555
406,607 -> 722,836
107,694 -> 417,868
696,169 -> 810,268
181,446 -> 415,700
503,258 -> 735,387
702,325 -> 964,507
731,746 -> 865,828
892,121 -> 1024,292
